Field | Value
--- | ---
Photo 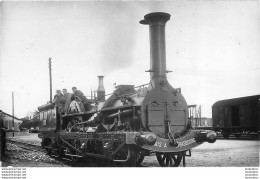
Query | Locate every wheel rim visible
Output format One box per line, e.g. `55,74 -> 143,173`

156,153 -> 183,167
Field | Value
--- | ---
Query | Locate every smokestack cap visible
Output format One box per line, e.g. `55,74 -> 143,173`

140,12 -> 171,25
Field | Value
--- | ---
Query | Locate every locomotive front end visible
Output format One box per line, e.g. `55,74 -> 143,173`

137,12 -> 217,158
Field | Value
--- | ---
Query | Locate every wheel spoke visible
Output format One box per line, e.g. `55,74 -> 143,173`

156,152 -> 182,167
169,156 -> 173,166
171,154 -> 177,163
162,155 -> 166,162
166,157 -> 170,166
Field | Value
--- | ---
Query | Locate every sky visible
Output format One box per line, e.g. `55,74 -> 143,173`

0,0 -> 260,118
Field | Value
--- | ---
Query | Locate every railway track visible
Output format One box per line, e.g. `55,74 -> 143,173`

4,137 -> 259,167
217,134 -> 260,140
5,139 -> 137,166
5,139 -> 85,166
6,139 -> 69,160
7,139 -> 43,152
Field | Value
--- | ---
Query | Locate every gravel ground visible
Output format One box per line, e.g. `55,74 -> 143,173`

6,132 -> 41,146
1,142 -> 116,167
1,143 -> 67,167
3,132 -> 260,167
142,139 -> 260,167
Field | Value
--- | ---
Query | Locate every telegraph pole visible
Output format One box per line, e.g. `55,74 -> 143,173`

49,58 -> 52,103
91,87 -> 93,100
12,91 -> 14,137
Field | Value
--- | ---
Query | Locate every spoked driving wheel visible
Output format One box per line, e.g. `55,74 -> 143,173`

156,152 -> 183,167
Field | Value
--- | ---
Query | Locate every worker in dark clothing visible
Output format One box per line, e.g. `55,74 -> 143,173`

72,87 -> 88,103
62,89 -> 73,114
72,87 -> 94,111
53,90 -> 65,114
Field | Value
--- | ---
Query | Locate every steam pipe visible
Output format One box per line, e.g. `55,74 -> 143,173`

106,109 -> 134,120
97,76 -> 105,101
140,12 -> 171,88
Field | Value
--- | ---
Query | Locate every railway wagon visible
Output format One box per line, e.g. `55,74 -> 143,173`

212,95 -> 260,139
19,115 -> 40,132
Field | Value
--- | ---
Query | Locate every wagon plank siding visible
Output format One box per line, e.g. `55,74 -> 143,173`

212,95 -> 260,136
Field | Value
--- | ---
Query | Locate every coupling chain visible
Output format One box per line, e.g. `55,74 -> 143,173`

167,121 -> 178,147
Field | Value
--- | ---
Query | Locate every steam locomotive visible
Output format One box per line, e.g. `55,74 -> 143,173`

38,12 -> 217,167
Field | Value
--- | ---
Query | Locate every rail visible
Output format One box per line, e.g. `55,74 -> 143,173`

6,139 -> 43,152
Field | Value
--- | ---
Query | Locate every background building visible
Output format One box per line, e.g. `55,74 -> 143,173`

0,110 -> 22,131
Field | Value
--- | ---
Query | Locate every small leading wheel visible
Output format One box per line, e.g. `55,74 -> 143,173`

156,152 -> 183,167
136,152 -> 145,165
120,145 -> 137,167
126,145 -> 137,167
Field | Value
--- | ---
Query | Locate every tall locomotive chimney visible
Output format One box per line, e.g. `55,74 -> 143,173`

97,76 -> 105,101
140,12 -> 171,88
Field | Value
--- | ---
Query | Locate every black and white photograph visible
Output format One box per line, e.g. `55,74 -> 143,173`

0,0 -> 259,178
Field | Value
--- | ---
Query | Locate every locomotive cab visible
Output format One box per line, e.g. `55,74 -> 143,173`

38,103 -> 60,131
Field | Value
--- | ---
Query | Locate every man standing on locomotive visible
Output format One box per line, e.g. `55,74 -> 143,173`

71,87 -> 93,111
71,87 -> 88,102
62,89 -> 73,114
53,90 -> 65,114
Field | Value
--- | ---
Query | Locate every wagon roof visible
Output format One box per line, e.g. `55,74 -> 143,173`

212,95 -> 260,107
0,110 -> 22,121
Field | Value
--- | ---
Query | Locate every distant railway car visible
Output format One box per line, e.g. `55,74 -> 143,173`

212,95 -> 260,139
0,110 -> 22,132
19,115 -> 40,132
